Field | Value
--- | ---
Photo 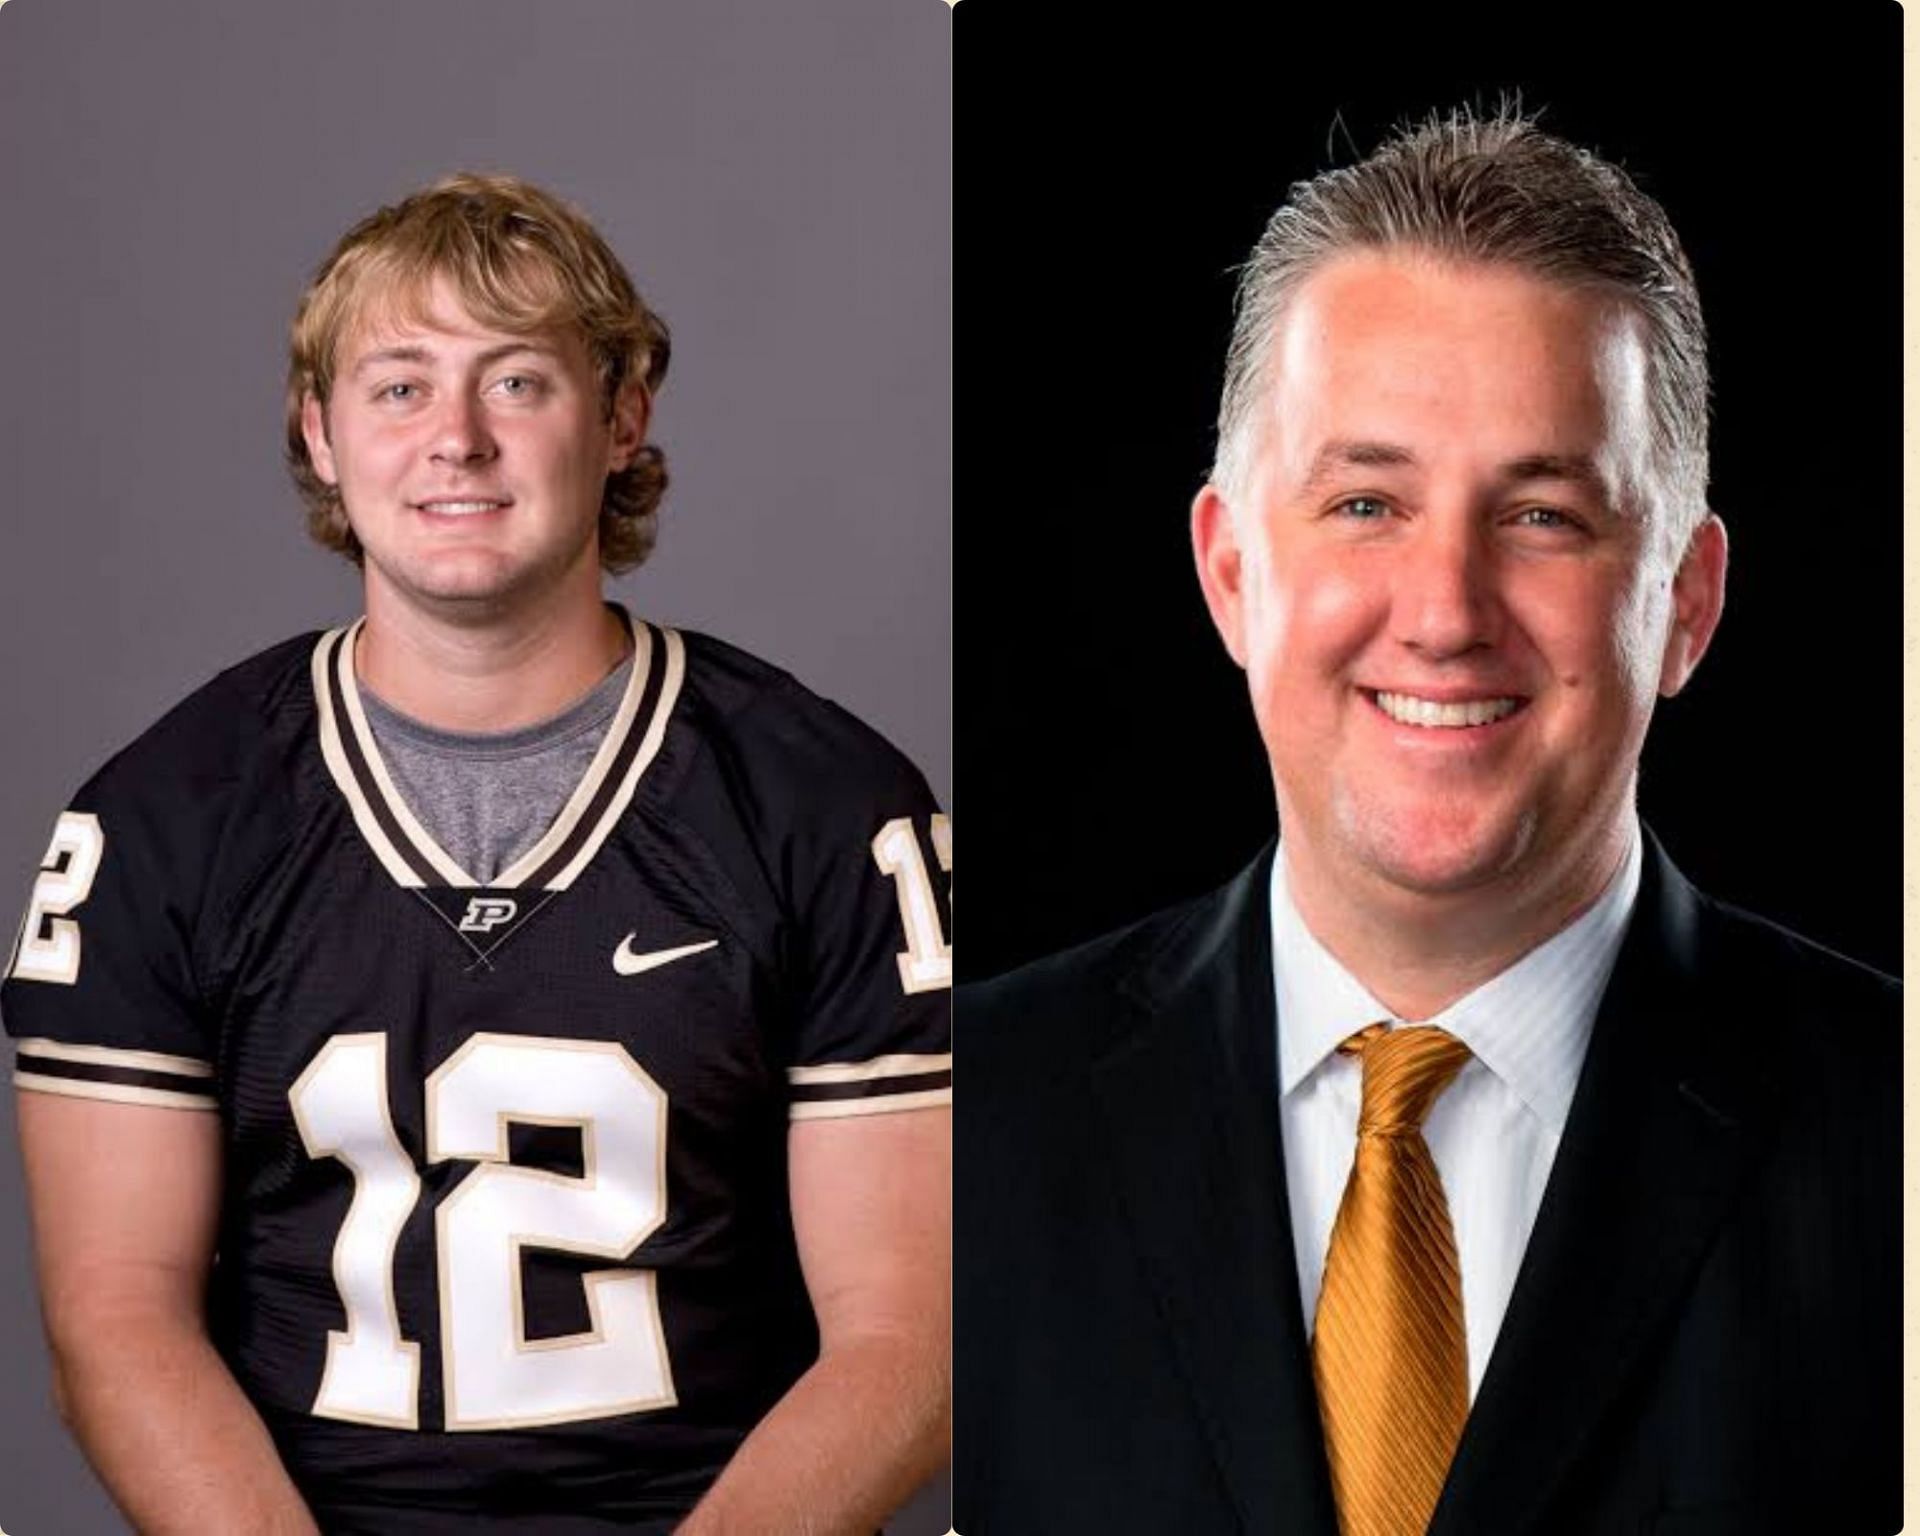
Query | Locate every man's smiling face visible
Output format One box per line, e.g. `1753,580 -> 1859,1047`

302,275 -> 643,618
1193,251 -> 1724,916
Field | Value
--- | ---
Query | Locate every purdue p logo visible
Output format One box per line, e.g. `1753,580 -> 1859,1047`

457,897 -> 518,933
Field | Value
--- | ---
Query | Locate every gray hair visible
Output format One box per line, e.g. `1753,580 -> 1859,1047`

1212,103 -> 1710,565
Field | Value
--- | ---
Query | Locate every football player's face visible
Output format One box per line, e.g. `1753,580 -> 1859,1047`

303,278 -> 644,615
1192,253 -> 1724,917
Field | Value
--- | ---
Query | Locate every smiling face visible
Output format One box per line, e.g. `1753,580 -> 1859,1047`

1193,252 -> 1725,929
301,276 -> 645,619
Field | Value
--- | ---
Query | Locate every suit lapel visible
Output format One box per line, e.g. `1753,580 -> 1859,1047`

1090,844 -> 1340,1536
1431,832 -> 1789,1535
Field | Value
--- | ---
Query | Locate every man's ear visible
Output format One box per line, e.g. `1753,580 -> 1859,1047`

606,381 -> 650,473
1659,512 -> 1728,697
1191,482 -> 1249,669
301,393 -> 339,486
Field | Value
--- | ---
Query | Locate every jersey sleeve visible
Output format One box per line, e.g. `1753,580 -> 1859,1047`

2,771 -> 223,1112
772,692 -> 951,1123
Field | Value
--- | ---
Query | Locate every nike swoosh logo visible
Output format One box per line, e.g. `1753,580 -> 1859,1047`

612,936 -> 719,977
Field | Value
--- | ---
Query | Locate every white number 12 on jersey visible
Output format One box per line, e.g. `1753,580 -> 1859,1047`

8,811 -> 105,985
290,1033 -> 675,1431
873,814 -> 952,993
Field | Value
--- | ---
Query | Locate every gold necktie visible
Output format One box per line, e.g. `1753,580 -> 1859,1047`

1312,1024 -> 1474,1536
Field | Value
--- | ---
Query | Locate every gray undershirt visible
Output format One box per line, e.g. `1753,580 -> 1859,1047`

360,656 -> 633,884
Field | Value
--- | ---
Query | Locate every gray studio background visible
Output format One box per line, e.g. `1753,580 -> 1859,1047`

0,1 -> 950,1531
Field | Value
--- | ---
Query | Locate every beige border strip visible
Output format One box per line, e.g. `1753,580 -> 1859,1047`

1902,9 -> 1917,1501
14,1072 -> 217,1111
788,1052 -> 953,1086
15,1038 -> 212,1077
789,1088 -> 952,1120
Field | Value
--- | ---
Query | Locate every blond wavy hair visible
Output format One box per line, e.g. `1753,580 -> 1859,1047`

285,173 -> 671,573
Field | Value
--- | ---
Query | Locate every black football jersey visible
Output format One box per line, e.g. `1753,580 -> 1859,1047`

1,611 -> 951,1533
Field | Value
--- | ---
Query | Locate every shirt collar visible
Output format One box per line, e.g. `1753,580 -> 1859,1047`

1270,827 -> 1642,1136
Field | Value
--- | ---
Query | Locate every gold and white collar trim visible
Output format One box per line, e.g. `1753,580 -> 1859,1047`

311,612 -> 684,891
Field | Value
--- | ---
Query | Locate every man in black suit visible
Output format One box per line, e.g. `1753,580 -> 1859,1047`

954,107 -> 1900,1536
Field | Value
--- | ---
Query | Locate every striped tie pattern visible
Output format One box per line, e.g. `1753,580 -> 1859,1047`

1312,1024 -> 1474,1536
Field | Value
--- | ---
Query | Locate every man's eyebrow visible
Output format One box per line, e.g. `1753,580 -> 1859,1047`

1298,439 -> 1419,492
349,340 -> 559,378
1297,442 -> 1612,496
1497,452 -> 1608,492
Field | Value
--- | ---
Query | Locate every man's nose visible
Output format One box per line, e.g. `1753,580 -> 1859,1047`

1392,520 -> 1501,659
429,392 -> 497,466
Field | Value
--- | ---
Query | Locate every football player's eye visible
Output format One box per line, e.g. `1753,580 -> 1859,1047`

493,374 -> 544,398
377,382 -> 418,403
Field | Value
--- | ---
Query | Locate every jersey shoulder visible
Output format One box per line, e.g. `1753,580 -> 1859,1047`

655,626 -> 944,889
52,629 -> 323,904
2,632 -> 326,1082
652,627 -> 951,1106
76,630 -> 321,805
670,627 -> 939,816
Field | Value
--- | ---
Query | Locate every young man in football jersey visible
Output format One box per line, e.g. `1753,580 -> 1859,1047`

4,174 -> 951,1534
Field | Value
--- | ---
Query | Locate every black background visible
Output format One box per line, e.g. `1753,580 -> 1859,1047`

958,4 -> 1902,984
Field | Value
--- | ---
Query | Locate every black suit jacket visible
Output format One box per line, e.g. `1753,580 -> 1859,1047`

954,830 -> 1900,1535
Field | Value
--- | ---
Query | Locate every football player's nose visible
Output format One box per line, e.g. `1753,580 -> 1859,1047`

428,394 -> 497,467
1393,527 -> 1499,659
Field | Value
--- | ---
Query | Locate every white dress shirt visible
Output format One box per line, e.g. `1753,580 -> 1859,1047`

1271,828 -> 1641,1402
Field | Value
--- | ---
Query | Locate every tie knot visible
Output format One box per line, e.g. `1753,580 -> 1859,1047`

1340,1024 -> 1473,1137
